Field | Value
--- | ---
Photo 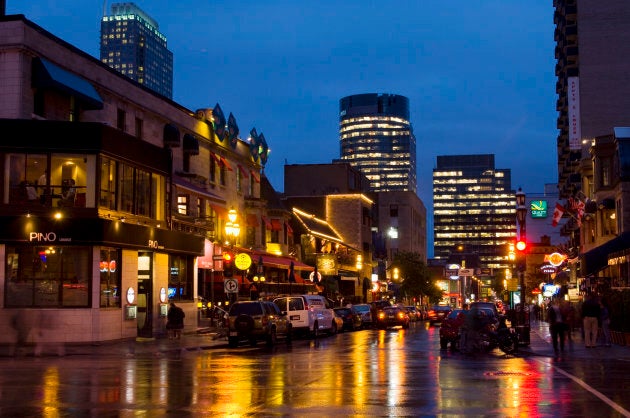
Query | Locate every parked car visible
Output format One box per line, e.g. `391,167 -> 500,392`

351,303 -> 373,329
227,300 -> 292,348
334,307 -> 362,331
375,306 -> 410,329
370,300 -> 393,324
428,305 -> 452,326
439,309 -> 467,349
273,294 -> 336,338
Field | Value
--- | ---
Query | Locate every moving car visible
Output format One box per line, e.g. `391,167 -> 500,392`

375,306 -> 410,329
428,305 -> 452,325
227,300 -> 292,348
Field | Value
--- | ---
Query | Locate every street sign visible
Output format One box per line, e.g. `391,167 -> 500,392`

235,253 -> 252,270
458,268 -> 474,277
224,278 -> 238,294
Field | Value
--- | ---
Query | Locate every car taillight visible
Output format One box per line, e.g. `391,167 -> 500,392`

378,311 -> 385,319
398,312 -> 405,319
261,316 -> 268,326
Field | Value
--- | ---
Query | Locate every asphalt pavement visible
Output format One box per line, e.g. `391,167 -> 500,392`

8,319 -> 630,359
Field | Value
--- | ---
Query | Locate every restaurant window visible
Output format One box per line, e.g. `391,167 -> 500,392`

169,255 -> 193,301
114,161 -> 165,220
100,156 -> 117,209
177,195 -> 188,215
100,248 -> 121,308
5,245 -> 91,308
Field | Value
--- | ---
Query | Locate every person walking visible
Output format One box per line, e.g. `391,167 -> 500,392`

548,299 -> 566,356
581,293 -> 601,348
600,299 -> 611,347
166,302 -> 185,339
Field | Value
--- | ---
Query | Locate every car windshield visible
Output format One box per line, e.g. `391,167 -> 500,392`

230,303 -> 263,316
447,309 -> 465,319
353,305 -> 370,313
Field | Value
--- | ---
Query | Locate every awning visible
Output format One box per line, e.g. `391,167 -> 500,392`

237,164 -> 249,178
582,231 -> 630,276
256,254 -> 314,271
261,216 -> 272,229
32,57 -> 103,110
250,170 -> 261,183
220,156 -> 233,171
270,219 -> 282,231
183,133 -> 200,155
210,152 -> 222,164
173,176 -> 225,204
286,222 -> 293,234
246,213 -> 259,227
164,124 -> 180,148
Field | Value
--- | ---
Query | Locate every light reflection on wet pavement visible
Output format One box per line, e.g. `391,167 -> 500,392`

1,322 -> 629,417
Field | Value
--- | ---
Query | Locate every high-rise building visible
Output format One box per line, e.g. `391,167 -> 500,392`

338,93 -> 417,193
433,154 -> 515,270
100,2 -> 173,98
554,0 -> 630,199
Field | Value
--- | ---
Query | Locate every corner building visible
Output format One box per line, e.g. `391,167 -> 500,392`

433,154 -> 516,271
338,93 -> 417,193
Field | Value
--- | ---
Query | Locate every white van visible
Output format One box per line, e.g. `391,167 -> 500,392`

273,294 -> 336,337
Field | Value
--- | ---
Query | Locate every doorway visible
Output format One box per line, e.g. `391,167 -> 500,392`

137,251 -> 153,338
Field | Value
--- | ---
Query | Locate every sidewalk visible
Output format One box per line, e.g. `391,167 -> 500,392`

520,319 -> 630,359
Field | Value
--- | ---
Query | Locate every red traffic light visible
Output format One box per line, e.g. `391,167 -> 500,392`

223,252 -> 232,262
516,240 -> 527,252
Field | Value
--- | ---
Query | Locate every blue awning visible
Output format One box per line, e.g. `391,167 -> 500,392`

582,231 -> 630,276
32,58 -> 103,110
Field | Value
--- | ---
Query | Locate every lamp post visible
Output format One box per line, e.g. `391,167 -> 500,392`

224,208 -> 240,302
515,187 -> 529,344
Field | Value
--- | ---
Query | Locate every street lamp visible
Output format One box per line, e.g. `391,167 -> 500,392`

515,187 -> 529,344
225,208 -> 240,246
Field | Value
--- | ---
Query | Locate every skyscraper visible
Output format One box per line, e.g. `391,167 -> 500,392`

338,93 -> 417,193
433,154 -> 515,270
100,2 -> 173,99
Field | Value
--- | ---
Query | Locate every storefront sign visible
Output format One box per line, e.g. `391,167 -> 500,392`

530,200 -> 548,218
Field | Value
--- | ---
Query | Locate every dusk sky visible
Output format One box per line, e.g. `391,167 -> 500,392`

8,1 -> 559,246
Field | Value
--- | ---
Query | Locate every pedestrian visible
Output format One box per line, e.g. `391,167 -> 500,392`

581,293 -> 601,348
547,299 -> 566,356
166,302 -> 185,339
600,299 -> 611,347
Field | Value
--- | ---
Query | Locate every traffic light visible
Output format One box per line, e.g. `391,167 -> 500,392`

515,240 -> 527,271
223,252 -> 234,278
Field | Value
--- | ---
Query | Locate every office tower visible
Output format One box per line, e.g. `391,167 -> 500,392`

100,2 -> 173,98
433,154 -> 515,270
338,93 -> 417,193
554,0 -> 630,199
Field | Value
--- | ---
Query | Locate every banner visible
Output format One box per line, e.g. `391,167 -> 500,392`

568,77 -> 581,150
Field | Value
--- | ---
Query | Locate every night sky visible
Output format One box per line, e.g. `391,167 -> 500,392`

8,1 -> 559,252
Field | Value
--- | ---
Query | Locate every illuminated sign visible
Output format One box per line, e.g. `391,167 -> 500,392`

530,200 -> 548,218
546,252 -> 567,267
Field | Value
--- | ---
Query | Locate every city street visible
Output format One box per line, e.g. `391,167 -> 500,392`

1,320 -> 629,417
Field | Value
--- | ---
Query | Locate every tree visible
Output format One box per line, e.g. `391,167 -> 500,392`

392,251 -> 443,304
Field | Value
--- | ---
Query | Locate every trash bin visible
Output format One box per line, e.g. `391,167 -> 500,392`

515,325 -> 530,346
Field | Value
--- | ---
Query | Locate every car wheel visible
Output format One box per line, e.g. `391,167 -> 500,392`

228,337 -> 238,348
266,328 -> 277,347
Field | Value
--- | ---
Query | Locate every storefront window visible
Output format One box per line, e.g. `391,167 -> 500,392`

100,248 -> 121,308
168,255 -> 193,301
5,245 -> 91,308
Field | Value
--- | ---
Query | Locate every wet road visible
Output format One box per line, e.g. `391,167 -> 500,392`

1,322 -> 629,417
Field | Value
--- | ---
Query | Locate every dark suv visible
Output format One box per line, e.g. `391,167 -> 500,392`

227,301 -> 292,348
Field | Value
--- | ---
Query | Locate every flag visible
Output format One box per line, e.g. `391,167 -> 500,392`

552,202 -> 565,227
212,103 -> 226,141
227,112 -> 239,149
249,128 -> 260,161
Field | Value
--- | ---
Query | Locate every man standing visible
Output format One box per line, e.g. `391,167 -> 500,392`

581,293 -> 601,348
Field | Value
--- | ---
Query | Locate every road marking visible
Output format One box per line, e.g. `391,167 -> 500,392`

538,359 -> 630,417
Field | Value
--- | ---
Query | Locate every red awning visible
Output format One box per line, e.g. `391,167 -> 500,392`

246,213 -> 259,227
250,170 -> 260,183
210,152 -> 222,164
237,164 -> 249,178
220,156 -> 233,171
257,254 -> 313,271
270,219 -> 282,231
261,216 -> 272,229
286,222 -> 293,234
